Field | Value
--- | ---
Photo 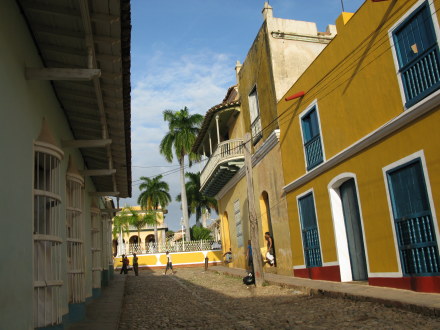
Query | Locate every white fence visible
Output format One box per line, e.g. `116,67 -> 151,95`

117,240 -> 221,256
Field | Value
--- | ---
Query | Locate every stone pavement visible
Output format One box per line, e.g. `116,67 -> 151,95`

67,267 -> 440,329
67,274 -> 125,330
209,265 -> 440,316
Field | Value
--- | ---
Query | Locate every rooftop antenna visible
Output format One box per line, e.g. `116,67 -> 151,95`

341,0 -> 345,12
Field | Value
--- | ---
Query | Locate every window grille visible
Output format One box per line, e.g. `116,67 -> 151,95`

66,171 -> 85,304
91,207 -> 102,288
249,87 -> 263,145
298,193 -> 322,268
393,2 -> 440,107
234,200 -> 243,247
301,107 -> 323,170
33,143 -> 63,328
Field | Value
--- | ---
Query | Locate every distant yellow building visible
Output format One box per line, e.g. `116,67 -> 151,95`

278,0 -> 440,293
113,205 -> 168,254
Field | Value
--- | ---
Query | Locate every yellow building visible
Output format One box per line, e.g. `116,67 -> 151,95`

192,3 -> 336,275
278,0 -> 440,293
113,205 -> 168,254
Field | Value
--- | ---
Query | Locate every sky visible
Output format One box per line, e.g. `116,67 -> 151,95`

118,0 -> 365,231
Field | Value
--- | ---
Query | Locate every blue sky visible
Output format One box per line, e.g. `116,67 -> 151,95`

119,0 -> 365,231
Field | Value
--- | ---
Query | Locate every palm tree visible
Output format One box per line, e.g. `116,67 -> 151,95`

112,208 -> 131,255
137,175 -> 171,243
159,107 -> 203,238
125,207 -> 156,245
176,171 -> 218,227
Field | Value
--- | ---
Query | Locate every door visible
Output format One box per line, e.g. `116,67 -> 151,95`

298,193 -> 322,268
387,159 -> 440,276
340,179 -> 368,281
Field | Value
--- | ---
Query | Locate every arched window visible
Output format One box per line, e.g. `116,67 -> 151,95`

33,119 -> 64,328
66,156 -> 85,304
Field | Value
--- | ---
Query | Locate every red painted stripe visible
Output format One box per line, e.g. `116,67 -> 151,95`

293,265 -> 341,282
369,276 -> 440,293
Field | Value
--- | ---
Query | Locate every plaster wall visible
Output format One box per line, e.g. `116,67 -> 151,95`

253,144 -> 292,275
218,178 -> 249,270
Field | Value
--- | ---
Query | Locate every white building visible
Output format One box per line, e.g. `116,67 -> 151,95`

0,0 -> 132,328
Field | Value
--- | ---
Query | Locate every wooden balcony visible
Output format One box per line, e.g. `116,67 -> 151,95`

200,139 -> 245,197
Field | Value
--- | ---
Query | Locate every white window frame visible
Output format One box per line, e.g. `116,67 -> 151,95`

248,85 -> 262,144
388,0 -> 440,110
66,170 -> 85,304
381,149 -> 440,278
91,206 -> 102,289
33,140 -> 64,328
298,100 -> 326,172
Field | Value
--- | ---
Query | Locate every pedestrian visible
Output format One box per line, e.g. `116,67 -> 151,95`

245,240 -> 254,274
133,253 -> 139,276
164,251 -> 174,275
265,232 -> 275,266
223,248 -> 232,264
120,254 -> 128,274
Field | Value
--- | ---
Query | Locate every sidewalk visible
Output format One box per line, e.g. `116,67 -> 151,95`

67,274 -> 126,330
209,265 -> 440,317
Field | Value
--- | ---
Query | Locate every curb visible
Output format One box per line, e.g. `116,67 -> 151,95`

208,268 -> 440,317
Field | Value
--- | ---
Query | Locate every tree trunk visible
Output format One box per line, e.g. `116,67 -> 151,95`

179,157 -> 191,239
154,222 -> 158,250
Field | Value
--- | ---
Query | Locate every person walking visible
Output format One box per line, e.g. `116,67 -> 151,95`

133,253 -> 139,276
120,254 -> 128,274
164,251 -> 174,275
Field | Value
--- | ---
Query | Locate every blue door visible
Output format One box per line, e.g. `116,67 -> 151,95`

340,179 -> 368,281
298,193 -> 322,267
387,159 -> 440,276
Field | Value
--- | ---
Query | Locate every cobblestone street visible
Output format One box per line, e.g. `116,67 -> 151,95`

118,269 -> 440,329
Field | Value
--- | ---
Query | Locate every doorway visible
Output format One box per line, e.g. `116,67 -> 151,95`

340,179 -> 368,281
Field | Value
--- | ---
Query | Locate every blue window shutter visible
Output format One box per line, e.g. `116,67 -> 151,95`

301,108 -> 323,170
387,159 -> 440,276
393,2 -> 440,107
298,193 -> 322,268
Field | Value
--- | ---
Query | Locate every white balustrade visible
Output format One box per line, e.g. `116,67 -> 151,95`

200,139 -> 244,188
116,240 -> 222,256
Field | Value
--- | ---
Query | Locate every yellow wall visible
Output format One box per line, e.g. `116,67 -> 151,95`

115,250 -> 223,268
278,0 -> 440,272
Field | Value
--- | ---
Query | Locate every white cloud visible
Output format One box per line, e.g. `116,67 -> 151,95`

119,49 -> 234,231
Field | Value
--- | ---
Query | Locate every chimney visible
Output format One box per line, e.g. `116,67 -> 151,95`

262,2 -> 273,21
235,60 -> 242,85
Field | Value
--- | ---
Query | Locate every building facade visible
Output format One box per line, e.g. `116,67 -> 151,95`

0,0 -> 132,328
192,3 -> 336,276
278,0 -> 440,293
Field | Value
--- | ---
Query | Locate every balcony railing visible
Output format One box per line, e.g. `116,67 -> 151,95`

251,117 -> 262,145
305,135 -> 323,170
200,139 -> 244,187
128,223 -> 168,231
401,45 -> 440,107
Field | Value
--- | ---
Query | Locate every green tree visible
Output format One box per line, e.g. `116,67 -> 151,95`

112,208 -> 130,240
137,175 -> 171,243
176,171 -> 218,227
190,225 -> 213,241
159,107 -> 203,238
125,207 -> 156,244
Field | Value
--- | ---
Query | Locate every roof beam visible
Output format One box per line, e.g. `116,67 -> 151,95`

34,25 -> 121,45
41,43 -> 121,63
62,139 -> 112,148
89,192 -> 120,197
25,68 -> 101,81
81,169 -> 117,176
22,2 -> 119,24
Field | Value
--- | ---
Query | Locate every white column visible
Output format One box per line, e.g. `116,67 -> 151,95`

209,133 -> 213,154
215,114 -> 221,145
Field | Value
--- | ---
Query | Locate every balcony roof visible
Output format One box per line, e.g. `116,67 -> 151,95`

18,0 -> 132,198
191,100 -> 240,153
